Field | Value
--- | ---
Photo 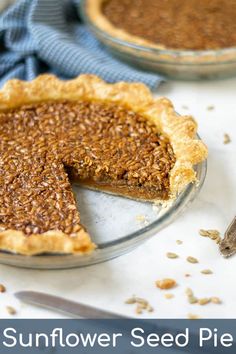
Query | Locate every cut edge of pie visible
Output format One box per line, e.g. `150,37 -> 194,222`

0,74 -> 207,256
86,0 -> 169,50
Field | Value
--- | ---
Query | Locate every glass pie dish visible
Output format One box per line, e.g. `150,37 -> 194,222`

80,0 -> 236,80
0,150 -> 207,269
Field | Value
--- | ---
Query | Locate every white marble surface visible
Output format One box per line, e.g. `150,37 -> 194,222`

0,78 -> 235,319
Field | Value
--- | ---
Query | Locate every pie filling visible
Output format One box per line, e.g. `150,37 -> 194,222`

102,0 -> 236,50
0,100 -> 175,236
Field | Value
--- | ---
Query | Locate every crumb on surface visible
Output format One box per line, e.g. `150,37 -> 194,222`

136,215 -> 145,222
156,278 -> 177,290
0,284 -> 6,293
152,204 -> 160,213
135,215 -> 149,225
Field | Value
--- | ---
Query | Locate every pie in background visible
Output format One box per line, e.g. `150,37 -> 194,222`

87,0 -> 236,51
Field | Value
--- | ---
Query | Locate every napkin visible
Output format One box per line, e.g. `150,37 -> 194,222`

0,0 -> 163,89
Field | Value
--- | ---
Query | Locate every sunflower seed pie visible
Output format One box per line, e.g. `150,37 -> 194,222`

0,75 -> 207,255
87,0 -> 236,50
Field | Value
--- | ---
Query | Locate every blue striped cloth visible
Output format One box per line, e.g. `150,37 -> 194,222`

0,0 -> 163,89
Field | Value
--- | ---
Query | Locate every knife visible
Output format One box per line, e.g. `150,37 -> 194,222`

15,291 -> 129,319
220,216 -> 236,258
15,291 -> 227,354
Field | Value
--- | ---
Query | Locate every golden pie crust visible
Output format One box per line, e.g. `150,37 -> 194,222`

0,74 -> 207,256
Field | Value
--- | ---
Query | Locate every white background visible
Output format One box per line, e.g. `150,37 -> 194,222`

0,78 -> 235,319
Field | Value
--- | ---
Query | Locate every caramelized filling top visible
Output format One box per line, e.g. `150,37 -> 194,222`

0,100 -> 175,236
102,0 -> 236,50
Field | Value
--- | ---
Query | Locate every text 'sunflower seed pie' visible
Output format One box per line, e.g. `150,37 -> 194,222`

0,75 -> 207,255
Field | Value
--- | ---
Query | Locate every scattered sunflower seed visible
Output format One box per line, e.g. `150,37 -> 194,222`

156,278 -> 177,290
187,256 -> 199,264
166,252 -> 179,259
147,304 -> 154,312
125,296 -> 136,304
186,288 -> 222,307
137,302 -> 147,310
125,296 -> 154,315
201,269 -> 213,275
223,133 -> 231,145
0,284 -> 6,293
135,297 -> 149,306
199,229 -> 220,238
6,306 -> 16,315
186,288 -> 221,307
176,240 -> 183,245
136,305 -> 143,315
188,313 -> 201,320
182,105 -> 189,110
188,295 -> 198,304
198,298 -> 211,306
199,229 -> 221,244
186,288 -> 199,304
185,273 -> 191,277
207,105 -> 215,111
164,293 -> 174,299
211,297 -> 222,304
185,288 -> 194,297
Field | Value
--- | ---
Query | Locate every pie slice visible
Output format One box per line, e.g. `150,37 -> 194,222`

0,75 -> 207,255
